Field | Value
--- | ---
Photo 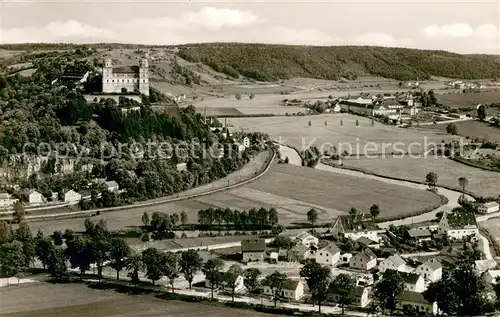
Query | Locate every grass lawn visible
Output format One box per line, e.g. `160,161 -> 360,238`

339,156 -> 500,198
0,282 -> 277,317
228,114 -> 459,155
415,120 -> 500,143
437,90 -> 500,109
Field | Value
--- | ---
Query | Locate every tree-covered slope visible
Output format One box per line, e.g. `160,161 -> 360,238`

176,43 -> 500,81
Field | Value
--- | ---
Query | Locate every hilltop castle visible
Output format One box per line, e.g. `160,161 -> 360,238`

102,58 -> 149,96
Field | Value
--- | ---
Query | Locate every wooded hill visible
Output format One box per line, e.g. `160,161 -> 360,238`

176,43 -> 500,81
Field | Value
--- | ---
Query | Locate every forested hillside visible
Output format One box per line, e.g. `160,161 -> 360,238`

177,43 -> 500,81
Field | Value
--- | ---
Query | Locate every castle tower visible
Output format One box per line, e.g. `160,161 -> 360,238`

102,58 -> 114,93
139,58 -> 149,96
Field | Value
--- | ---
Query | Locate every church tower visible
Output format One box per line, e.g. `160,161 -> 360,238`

139,58 -> 149,96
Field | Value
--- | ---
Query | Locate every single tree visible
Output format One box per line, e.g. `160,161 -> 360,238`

35,232 -> 54,270
348,207 -> 358,222
312,279 -> 330,313
340,120 -> 343,126
249,93 -> 255,100
371,119 -> 375,126
225,264 -> 243,301
300,262 -> 331,307
126,253 -> 144,287
325,121 -> 327,127
47,248 -> 68,282
370,204 -> 380,220
446,123 -> 458,135
329,273 -> 356,315
308,120 -> 312,127
12,201 -> 25,224
235,93 -> 241,101
180,211 -> 188,227
52,230 -> 64,246
375,270 -> 404,316
164,252 -> 179,293
179,249 -> 203,289
458,177 -> 469,200
65,236 -> 92,280
141,212 -> 150,227
263,271 -> 288,307
109,237 -> 130,280
307,208 -> 318,226
243,268 -> 261,293
268,207 -> 279,227
356,119 -> 359,126
142,247 -> 166,285
0,240 -> 26,278
203,258 -> 224,300
425,172 -> 438,190
284,156 -> 289,164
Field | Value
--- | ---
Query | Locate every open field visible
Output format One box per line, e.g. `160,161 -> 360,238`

0,283 -> 277,317
415,120 -> 500,142
29,163 -> 441,234
339,156 -> 500,197
228,114 -> 459,155
437,90 -> 500,109
479,218 -> 500,247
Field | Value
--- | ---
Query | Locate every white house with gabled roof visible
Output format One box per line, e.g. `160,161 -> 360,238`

314,242 -> 341,266
63,190 -> 81,203
295,231 -> 319,248
379,254 -> 407,273
478,202 -> 499,214
415,259 -> 442,282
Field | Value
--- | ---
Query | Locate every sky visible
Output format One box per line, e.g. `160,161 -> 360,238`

0,0 -> 499,54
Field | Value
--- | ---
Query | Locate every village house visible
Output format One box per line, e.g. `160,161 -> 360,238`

204,272 -> 245,292
22,189 -> 45,206
349,249 -> 377,271
263,280 -> 305,301
478,202 -> 499,214
379,254 -> 407,273
329,286 -> 371,308
356,236 -> 380,249
241,239 -> 266,262
482,270 -> 500,285
176,162 -> 188,172
63,190 -> 82,203
437,210 -> 479,240
287,244 -> 309,262
104,181 -> 120,193
295,231 -> 319,248
313,242 -> 341,266
0,193 -> 19,209
386,270 -> 425,293
396,291 -> 438,315
408,228 -> 432,243
415,259 -> 442,283
474,259 -> 497,274
330,215 -> 381,242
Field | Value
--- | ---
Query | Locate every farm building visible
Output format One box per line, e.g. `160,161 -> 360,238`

349,249 -> 377,271
478,202 -> 499,214
241,239 -> 266,262
329,286 -> 371,308
204,272 -> 245,292
396,291 -> 438,315
415,259 -> 442,283
386,269 -> 425,293
287,244 -> 309,262
312,242 -> 341,266
0,193 -> 19,209
295,231 -> 319,247
63,190 -> 82,203
437,211 -> 479,240
379,254 -> 407,273
408,228 -> 432,243
330,215 -> 380,242
22,189 -> 45,206
262,280 -> 305,301
356,236 -> 380,249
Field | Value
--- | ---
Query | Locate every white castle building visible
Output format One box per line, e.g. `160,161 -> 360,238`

102,58 -> 149,96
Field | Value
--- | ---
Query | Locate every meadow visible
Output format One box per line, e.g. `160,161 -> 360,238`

339,156 -> 500,198
416,120 -> 500,143
437,90 -> 500,109
29,163 -> 442,234
0,283 -> 277,317
228,114 -> 459,155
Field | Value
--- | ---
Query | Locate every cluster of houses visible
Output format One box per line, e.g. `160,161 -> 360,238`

445,81 -> 488,89
0,178 -> 124,210
212,209 -> 493,315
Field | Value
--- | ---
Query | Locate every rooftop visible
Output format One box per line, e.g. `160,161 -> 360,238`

354,248 -> 377,261
383,254 -> 406,267
296,231 -> 315,240
386,269 -> 422,285
408,228 -> 432,238
356,236 -> 378,246
420,258 -> 442,271
482,202 -> 499,208
241,239 -> 266,253
398,291 -> 432,305
320,242 -> 341,255
283,280 -> 301,291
